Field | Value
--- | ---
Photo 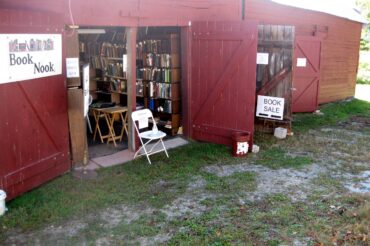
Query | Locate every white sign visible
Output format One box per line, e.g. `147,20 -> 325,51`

236,142 -> 249,155
83,64 -> 90,117
138,118 -> 149,129
122,54 -> 128,72
297,58 -> 307,67
256,53 -> 269,65
256,95 -> 285,120
66,58 -> 80,78
0,34 -> 62,84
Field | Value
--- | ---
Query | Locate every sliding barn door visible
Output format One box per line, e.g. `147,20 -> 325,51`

292,37 -> 321,112
190,21 -> 258,147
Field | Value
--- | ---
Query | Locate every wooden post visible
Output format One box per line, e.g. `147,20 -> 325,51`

127,27 -> 137,152
181,26 -> 192,138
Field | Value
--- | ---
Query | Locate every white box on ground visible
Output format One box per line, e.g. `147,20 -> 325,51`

252,144 -> 260,153
0,190 -> 6,216
274,127 -> 287,139
256,95 -> 285,120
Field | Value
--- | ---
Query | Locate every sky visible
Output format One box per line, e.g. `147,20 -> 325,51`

271,0 -> 367,23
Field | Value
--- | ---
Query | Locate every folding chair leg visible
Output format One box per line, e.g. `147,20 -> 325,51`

160,138 -> 169,158
134,140 -> 153,164
86,116 -> 93,134
141,142 -> 152,165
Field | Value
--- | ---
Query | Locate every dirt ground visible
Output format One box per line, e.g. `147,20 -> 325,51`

3,116 -> 370,245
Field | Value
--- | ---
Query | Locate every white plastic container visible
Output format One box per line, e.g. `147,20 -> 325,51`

274,127 -> 287,139
0,190 -> 6,216
252,144 -> 260,153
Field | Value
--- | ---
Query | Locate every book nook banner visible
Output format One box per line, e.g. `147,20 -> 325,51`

0,34 -> 62,84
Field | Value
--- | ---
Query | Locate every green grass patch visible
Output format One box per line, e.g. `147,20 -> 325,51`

256,147 -> 312,169
293,99 -> 370,133
0,141 -> 236,234
202,171 -> 256,193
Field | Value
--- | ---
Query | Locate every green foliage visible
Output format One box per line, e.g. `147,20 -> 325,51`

356,76 -> 370,84
357,52 -> 370,84
360,38 -> 370,51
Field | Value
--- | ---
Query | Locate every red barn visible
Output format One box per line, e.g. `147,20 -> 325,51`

0,0 -> 365,199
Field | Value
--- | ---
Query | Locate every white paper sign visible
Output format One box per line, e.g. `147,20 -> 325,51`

256,95 -> 285,120
83,64 -> 90,117
0,34 -> 62,84
66,58 -> 80,78
236,142 -> 249,155
122,54 -> 128,72
297,58 -> 307,67
138,118 -> 149,129
256,53 -> 269,65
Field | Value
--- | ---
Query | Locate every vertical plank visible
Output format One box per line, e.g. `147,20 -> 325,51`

68,88 -> 88,164
127,27 -> 137,152
65,30 -> 81,87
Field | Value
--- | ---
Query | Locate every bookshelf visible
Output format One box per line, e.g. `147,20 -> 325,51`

79,31 -> 127,105
136,34 -> 181,135
79,30 -> 182,135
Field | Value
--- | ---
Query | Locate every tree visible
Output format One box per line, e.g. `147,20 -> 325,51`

356,0 -> 370,50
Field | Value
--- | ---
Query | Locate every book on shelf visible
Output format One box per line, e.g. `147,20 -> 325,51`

110,79 -> 126,93
149,81 -> 172,99
163,100 -> 172,114
137,39 -> 171,55
106,63 -> 125,78
143,53 -> 171,67
137,68 -> 175,82
136,80 -> 144,96
100,42 -> 126,57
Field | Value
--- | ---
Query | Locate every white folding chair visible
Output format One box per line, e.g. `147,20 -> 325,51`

131,109 -> 169,164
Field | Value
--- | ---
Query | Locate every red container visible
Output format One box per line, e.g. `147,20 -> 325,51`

232,131 -> 250,157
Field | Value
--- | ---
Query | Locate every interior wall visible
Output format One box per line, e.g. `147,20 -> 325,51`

246,0 -> 363,104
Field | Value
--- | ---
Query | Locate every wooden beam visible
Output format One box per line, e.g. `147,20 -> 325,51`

67,88 -> 88,165
257,68 -> 290,95
127,27 -> 137,152
181,26 -> 192,138
65,29 -> 81,87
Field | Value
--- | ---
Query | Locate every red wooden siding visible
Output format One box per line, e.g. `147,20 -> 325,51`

0,0 -> 362,105
0,0 -> 242,26
190,21 -> 258,148
0,9 -> 70,200
245,0 -> 362,104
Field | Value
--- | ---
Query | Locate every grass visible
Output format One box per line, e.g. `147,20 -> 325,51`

256,147 -> 312,169
1,99 -> 370,244
202,171 -> 256,192
0,142 -> 237,233
292,99 -> 370,133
